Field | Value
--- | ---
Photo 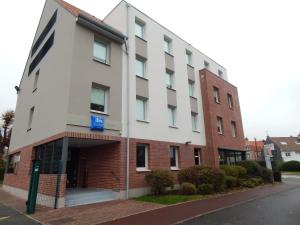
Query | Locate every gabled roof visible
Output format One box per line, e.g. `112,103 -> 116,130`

245,140 -> 264,152
269,136 -> 300,152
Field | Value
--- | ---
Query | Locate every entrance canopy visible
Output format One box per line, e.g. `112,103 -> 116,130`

68,138 -> 118,149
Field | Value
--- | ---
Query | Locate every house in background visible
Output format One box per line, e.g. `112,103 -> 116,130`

3,0 -> 245,208
265,135 -> 300,162
245,138 -> 264,161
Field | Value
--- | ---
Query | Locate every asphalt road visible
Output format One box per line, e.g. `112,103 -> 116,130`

0,204 -> 41,225
179,178 -> 300,225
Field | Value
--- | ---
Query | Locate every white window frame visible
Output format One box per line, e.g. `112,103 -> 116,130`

28,107 -> 34,131
228,94 -> 233,109
217,116 -> 223,134
90,85 -> 109,114
213,87 -> 220,103
231,121 -> 237,137
186,50 -> 192,65
135,19 -> 145,39
168,106 -> 176,127
164,36 -> 172,54
194,148 -> 201,166
191,113 -> 198,131
136,57 -> 146,78
165,70 -> 174,89
136,144 -> 149,171
136,97 -> 147,121
170,146 -> 179,170
189,80 -> 195,97
33,69 -> 39,92
93,40 -> 109,64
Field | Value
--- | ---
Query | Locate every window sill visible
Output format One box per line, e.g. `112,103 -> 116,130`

214,101 -> 220,104
167,87 -> 176,91
190,96 -> 197,100
32,88 -> 37,93
193,130 -> 200,133
135,35 -> 147,43
27,128 -> 32,132
169,125 -> 178,129
93,58 -> 110,67
218,132 -> 224,136
170,167 -> 180,171
164,51 -> 174,57
187,64 -> 194,68
136,75 -> 148,81
136,119 -> 150,124
90,110 -> 109,116
136,168 -> 151,172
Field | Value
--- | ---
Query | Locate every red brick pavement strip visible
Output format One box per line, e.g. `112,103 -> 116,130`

100,182 -> 300,225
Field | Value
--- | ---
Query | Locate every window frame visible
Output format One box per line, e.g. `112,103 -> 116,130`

188,80 -> 195,97
204,61 -> 210,68
194,148 -> 201,166
218,70 -> 223,77
191,112 -> 198,131
164,36 -> 172,54
186,50 -> 192,65
165,69 -> 174,89
213,86 -> 220,103
27,106 -> 35,131
33,69 -> 40,92
90,84 -> 109,114
136,97 -> 147,121
93,39 -> 110,64
168,105 -> 176,127
136,144 -> 149,171
135,56 -> 146,78
227,93 -> 233,109
217,116 -> 224,134
170,146 -> 179,170
135,19 -> 145,39
231,121 -> 237,137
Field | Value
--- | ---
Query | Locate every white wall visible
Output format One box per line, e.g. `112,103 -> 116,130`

281,151 -> 300,162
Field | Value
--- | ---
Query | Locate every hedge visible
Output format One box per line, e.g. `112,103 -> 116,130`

220,165 -> 246,178
237,160 -> 263,177
180,183 -> 197,195
145,170 -> 175,195
281,161 -> 300,172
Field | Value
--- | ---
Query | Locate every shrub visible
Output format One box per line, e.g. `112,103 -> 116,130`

145,170 -> 175,195
0,167 -> 5,181
177,166 -> 203,186
281,161 -> 300,172
237,160 -> 262,177
197,184 -> 214,195
220,165 -> 247,178
198,167 -> 226,192
239,179 -> 256,188
261,167 -> 274,183
180,182 -> 197,195
225,176 -> 238,189
250,177 -> 264,185
273,171 -> 282,182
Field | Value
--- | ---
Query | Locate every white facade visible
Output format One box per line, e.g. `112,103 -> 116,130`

104,1 -> 227,145
281,151 -> 300,162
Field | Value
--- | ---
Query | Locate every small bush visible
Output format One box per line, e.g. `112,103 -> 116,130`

220,165 -> 247,178
180,182 -> 197,195
145,170 -> 175,195
177,166 -> 203,186
261,167 -> 274,183
273,171 -> 282,182
239,179 -> 256,188
250,177 -> 264,185
225,176 -> 238,189
281,161 -> 300,172
199,167 -> 226,192
197,184 -> 214,195
237,160 -> 263,177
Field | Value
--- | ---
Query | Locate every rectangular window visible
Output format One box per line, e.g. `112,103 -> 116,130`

136,144 -> 148,170
168,106 -> 176,127
90,85 -> 108,113
93,40 -> 109,63
33,69 -> 39,92
136,97 -> 147,121
217,116 -> 223,134
7,153 -> 21,174
194,148 -> 201,165
28,107 -> 35,131
165,70 -> 173,89
228,94 -> 233,109
204,61 -> 210,68
136,57 -> 145,78
285,152 -> 291,157
189,80 -> 195,97
164,36 -> 172,54
170,146 -> 179,169
186,50 -> 192,65
191,113 -> 198,131
135,19 -> 145,39
231,121 -> 237,137
218,70 -> 223,77
213,86 -> 220,103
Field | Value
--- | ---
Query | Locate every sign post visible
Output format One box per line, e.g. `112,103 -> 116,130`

263,144 -> 274,170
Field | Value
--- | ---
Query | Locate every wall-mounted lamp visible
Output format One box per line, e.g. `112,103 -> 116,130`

14,86 -> 20,94
185,141 -> 192,145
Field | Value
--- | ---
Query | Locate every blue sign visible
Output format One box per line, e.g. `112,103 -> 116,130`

90,115 -> 104,131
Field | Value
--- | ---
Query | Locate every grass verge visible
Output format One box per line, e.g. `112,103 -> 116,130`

282,171 -> 300,175
135,194 -> 207,205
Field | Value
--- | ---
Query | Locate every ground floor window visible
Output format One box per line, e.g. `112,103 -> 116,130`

170,146 -> 179,169
35,139 -> 63,174
194,148 -> 201,165
219,149 -> 246,165
136,144 -> 148,171
7,153 -> 21,174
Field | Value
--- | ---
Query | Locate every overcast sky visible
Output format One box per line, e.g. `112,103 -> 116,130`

0,0 -> 299,140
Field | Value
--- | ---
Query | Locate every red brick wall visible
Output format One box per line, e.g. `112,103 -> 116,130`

200,69 -> 245,166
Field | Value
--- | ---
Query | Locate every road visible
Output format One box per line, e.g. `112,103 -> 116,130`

0,204 -> 40,225
179,178 -> 300,225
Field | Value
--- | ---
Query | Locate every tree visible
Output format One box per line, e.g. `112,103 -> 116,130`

0,110 -> 14,158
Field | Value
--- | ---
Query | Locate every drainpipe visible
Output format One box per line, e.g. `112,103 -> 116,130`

125,3 -> 131,200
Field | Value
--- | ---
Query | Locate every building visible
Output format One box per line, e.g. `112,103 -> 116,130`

245,139 -> 264,161
265,136 -> 300,162
3,0 -> 245,208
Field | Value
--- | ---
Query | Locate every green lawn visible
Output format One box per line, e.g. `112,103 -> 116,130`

282,171 -> 300,175
135,194 -> 207,205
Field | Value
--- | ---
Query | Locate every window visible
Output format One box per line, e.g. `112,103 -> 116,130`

91,85 -> 108,113
136,97 -> 147,121
93,40 -> 109,63
217,116 -> 223,134
33,69 -> 39,92
213,87 -> 220,103
186,50 -> 192,65
135,19 -> 145,38
165,70 -> 174,89
164,36 -> 172,54
188,80 -> 195,97
285,152 -> 291,157
168,106 -> 176,127
204,61 -> 210,68
191,113 -> 198,131
136,144 -> 148,170
7,153 -> 21,174
28,107 -> 35,131
136,57 -> 146,78
231,121 -> 237,137
280,142 -> 287,145
228,94 -> 233,109
296,141 -> 300,145
170,146 -> 179,169
194,148 -> 201,165
218,70 -> 223,77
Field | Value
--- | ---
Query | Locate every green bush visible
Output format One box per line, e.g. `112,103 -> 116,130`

220,165 -> 247,178
180,182 -> 197,195
281,161 -> 300,172
237,160 -> 263,177
145,170 -> 175,195
239,179 -> 256,188
197,184 -> 214,195
273,171 -> 282,182
250,177 -> 264,185
225,176 -> 238,189
199,167 -> 226,192
177,166 -> 203,186
261,167 -> 274,183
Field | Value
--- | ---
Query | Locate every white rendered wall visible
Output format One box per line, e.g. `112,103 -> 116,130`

281,151 -> 300,162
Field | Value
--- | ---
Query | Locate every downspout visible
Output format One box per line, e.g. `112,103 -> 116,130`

125,3 -> 131,200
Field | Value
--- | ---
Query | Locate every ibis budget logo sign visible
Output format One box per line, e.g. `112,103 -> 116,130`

90,115 -> 104,131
